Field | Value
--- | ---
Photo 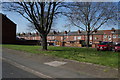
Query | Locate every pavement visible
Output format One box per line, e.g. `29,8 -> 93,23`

2,60 -> 39,78
2,48 -> 119,79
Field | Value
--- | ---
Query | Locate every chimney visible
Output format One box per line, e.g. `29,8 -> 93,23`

29,32 -> 32,35
111,28 -> 116,32
36,32 -> 39,35
64,31 -> 67,34
94,29 -> 97,33
78,30 -> 81,34
23,32 -> 25,35
53,31 -> 57,34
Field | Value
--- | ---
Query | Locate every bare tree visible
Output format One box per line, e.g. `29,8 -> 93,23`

64,2 -> 118,47
3,1 -> 63,50
27,17 -> 58,32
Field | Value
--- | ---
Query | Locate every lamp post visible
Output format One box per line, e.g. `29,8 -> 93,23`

62,34 -> 64,46
22,32 -> 25,39
93,29 -> 97,44
53,31 -> 57,46
36,32 -> 39,40
62,31 -> 67,46
78,30 -> 81,43
111,28 -> 116,42
29,32 -> 32,40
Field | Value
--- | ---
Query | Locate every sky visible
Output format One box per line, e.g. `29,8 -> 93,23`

1,0 -> 120,2
2,10 -> 82,33
1,1 -> 119,33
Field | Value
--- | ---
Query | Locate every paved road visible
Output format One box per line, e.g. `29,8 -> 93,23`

2,48 -> 119,79
2,49 -> 91,78
2,60 -> 39,78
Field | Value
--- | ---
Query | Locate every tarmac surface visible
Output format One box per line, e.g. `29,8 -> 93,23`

2,48 -> 119,79
2,60 -> 39,78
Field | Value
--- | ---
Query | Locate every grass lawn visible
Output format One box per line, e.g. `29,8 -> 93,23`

2,44 -> 119,68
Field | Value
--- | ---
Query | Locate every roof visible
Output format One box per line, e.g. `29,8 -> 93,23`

18,29 -> 120,37
48,29 -> 120,36
1,13 -> 16,25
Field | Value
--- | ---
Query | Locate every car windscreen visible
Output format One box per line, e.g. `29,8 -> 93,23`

116,44 -> 120,46
100,42 -> 109,45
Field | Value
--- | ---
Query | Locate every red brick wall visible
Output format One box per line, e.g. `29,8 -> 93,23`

19,30 -> 120,44
2,14 -> 16,44
92,35 -> 103,43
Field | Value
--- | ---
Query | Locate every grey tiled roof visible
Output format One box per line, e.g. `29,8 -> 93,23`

19,29 -> 120,37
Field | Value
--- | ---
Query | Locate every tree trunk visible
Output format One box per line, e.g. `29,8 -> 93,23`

87,24 -> 90,48
86,32 -> 90,48
41,34 -> 47,50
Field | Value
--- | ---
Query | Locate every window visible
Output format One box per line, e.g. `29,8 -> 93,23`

89,42 -> 92,44
61,37 -> 63,40
94,37 -> 98,40
33,37 -> 35,40
78,36 -> 81,39
118,35 -> 120,38
67,36 -> 68,38
70,41 -> 74,43
108,35 -> 111,40
104,35 -> 107,38
100,42 -> 109,45
94,37 -> 97,40
35,37 -> 36,40
113,35 -> 116,38
90,36 -> 92,40
52,36 -> 55,39
74,36 -> 77,40
49,37 -> 51,39
64,37 -> 66,40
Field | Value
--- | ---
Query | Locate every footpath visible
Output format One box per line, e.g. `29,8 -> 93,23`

2,48 -> 119,79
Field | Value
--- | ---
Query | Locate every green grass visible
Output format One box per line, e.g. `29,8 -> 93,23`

2,44 -> 119,68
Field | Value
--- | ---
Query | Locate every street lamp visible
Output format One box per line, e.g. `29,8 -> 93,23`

28,32 -> 32,40
78,30 -> 81,34
77,30 -> 81,44
53,31 -> 57,46
111,28 -> 116,42
62,31 -> 67,46
93,29 -> 97,43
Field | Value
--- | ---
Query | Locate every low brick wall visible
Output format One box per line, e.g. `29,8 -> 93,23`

65,43 -> 82,47
92,43 -> 99,48
15,40 -> 40,45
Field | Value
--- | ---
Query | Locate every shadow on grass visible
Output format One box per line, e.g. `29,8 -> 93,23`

37,49 -> 71,52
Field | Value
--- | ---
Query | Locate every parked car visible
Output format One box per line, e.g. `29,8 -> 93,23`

97,42 -> 113,51
112,43 -> 120,52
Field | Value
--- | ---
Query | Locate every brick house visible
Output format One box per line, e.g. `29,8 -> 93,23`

18,29 -> 120,47
1,13 -> 16,44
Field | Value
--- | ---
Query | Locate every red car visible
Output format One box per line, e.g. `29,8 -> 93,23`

97,42 -> 113,51
112,43 -> 120,52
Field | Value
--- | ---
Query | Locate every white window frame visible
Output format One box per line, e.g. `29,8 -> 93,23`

118,35 -> 120,38
77,36 -> 81,39
94,37 -> 97,40
74,36 -> 77,40
113,35 -> 116,38
108,35 -> 111,40
104,35 -> 107,38
52,36 -> 55,39
61,37 -> 63,40
90,36 -> 92,40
